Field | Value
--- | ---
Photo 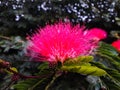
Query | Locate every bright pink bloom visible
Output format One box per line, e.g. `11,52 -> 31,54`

112,40 -> 120,51
84,28 -> 107,41
26,22 -> 107,63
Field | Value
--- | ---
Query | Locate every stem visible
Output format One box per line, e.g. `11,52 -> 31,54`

45,71 -> 62,90
7,68 -> 53,79
28,78 -> 47,90
0,35 -> 24,43
1,81 -> 16,90
0,35 -> 11,41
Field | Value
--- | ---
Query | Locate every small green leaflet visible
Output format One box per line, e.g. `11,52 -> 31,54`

61,56 -> 106,76
64,56 -> 93,66
61,65 -> 106,76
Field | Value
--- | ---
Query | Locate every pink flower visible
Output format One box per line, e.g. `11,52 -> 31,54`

112,40 -> 120,51
84,28 -> 107,41
26,22 -> 107,63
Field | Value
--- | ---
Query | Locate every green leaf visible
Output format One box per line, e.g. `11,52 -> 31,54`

61,65 -> 107,76
13,62 -> 52,90
62,56 -> 106,76
37,62 -> 49,71
98,42 -> 118,55
13,78 -> 47,90
97,42 -> 120,71
77,56 -> 94,62
91,62 -> 120,82
101,76 -> 120,90
97,53 -> 120,71
64,56 -> 93,66
106,69 -> 120,82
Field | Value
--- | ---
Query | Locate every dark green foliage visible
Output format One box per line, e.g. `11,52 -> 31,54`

91,42 -> 120,90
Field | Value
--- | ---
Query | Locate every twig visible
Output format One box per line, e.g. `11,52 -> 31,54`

0,35 -> 12,41
0,35 -> 25,43
7,68 -> 53,79
45,71 -> 62,90
28,78 -> 47,90
1,59 -> 52,80
1,80 -> 16,90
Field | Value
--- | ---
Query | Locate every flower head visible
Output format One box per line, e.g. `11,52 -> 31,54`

84,28 -> 107,41
26,21 -> 107,63
112,40 -> 120,52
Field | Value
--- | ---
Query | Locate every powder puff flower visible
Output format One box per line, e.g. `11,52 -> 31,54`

26,21 -> 107,63
112,40 -> 120,52
84,28 -> 107,41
